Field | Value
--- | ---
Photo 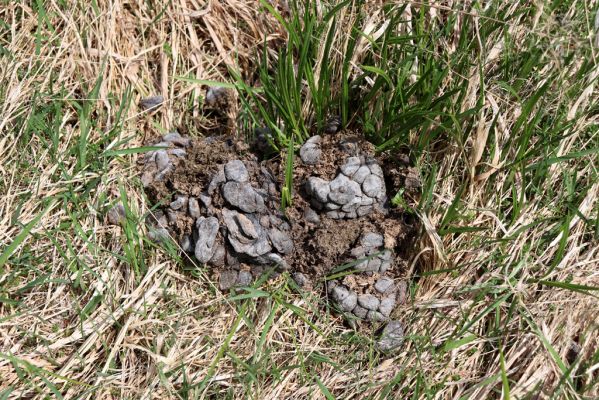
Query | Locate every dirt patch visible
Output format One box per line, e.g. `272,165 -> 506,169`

280,132 -> 418,281
137,128 -> 418,325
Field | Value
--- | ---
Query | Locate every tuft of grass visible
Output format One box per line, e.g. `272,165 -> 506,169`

233,0 -> 362,146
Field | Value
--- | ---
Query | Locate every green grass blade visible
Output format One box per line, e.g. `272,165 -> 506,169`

315,376 -> 336,400
499,343 -> 511,400
0,203 -> 52,272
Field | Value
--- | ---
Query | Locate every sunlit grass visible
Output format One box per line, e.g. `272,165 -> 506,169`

0,0 -> 597,398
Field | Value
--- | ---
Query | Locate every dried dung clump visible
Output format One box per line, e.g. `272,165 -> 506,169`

137,129 -> 418,351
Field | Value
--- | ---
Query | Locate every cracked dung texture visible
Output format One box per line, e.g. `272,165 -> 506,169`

376,320 -> 405,352
141,136 -> 292,290
302,136 -> 387,220
284,133 -> 416,329
140,131 -> 418,350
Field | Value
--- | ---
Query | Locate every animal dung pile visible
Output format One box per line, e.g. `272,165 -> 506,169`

135,129 -> 417,352
140,132 -> 294,287
302,136 -> 387,220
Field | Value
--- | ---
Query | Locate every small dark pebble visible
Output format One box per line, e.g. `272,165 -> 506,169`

303,207 -> 320,225
291,272 -> 309,287
252,127 -> 277,156
140,95 -> 164,110
219,270 -> 239,291
107,204 -> 126,225
324,115 -> 342,134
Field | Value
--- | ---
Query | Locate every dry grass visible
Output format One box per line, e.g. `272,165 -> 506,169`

1,1 -> 598,399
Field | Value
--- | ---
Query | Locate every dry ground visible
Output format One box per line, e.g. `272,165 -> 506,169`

0,1 -> 598,399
